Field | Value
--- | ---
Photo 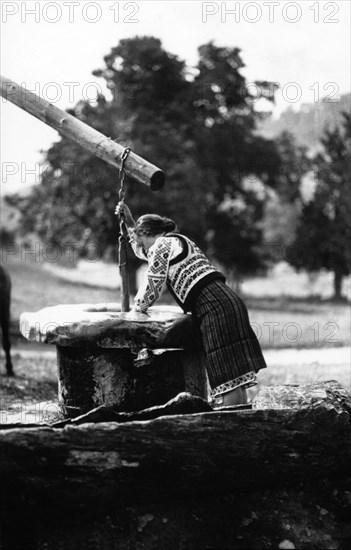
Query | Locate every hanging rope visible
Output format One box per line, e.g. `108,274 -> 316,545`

117,147 -> 131,312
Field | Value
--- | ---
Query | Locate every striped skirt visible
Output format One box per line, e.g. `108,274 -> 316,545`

191,279 -> 267,397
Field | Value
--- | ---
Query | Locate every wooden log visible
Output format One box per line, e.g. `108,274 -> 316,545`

118,227 -> 130,313
0,75 -> 165,190
253,379 -> 351,412
0,382 -> 350,509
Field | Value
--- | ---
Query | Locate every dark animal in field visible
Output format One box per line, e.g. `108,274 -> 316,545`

0,264 -> 14,375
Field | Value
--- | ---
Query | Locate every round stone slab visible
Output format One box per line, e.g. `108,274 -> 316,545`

20,303 -> 201,350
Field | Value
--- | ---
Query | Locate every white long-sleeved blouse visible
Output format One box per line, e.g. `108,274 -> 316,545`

129,231 -> 224,313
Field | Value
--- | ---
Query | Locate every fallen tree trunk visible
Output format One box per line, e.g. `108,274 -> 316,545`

0,75 -> 165,190
0,381 -> 350,509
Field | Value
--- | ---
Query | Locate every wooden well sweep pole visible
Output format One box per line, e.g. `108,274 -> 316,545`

0,75 -> 165,191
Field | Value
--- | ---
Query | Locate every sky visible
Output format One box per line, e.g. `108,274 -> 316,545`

1,0 -> 350,196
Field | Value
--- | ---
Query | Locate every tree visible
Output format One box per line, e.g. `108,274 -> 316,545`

261,131 -> 310,265
14,37 -> 307,285
288,113 -> 351,300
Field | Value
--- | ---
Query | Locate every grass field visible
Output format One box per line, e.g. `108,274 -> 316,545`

4,253 -> 351,350
7,255 -> 119,319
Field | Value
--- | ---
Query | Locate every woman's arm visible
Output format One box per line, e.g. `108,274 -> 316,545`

134,237 -> 172,313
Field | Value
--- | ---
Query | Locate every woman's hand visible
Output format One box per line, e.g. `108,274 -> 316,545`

115,202 -> 135,227
124,307 -> 149,318
130,305 -> 149,315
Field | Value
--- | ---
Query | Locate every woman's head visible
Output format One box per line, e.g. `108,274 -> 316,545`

133,214 -> 177,237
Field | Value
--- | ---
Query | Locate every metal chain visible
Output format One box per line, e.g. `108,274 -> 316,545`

117,147 -> 131,240
118,147 -> 131,204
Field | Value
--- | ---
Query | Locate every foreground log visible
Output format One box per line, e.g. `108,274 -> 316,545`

0,381 -> 350,510
253,379 -> 351,413
0,75 -> 165,190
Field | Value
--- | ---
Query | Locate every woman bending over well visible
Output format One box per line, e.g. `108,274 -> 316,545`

116,202 -> 267,406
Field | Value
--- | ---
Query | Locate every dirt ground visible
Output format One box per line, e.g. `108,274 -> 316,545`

1,454 -> 351,549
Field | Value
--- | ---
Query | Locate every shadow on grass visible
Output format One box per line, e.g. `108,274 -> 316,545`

0,371 -> 57,402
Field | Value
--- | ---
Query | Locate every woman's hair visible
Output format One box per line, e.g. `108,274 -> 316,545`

134,214 -> 177,236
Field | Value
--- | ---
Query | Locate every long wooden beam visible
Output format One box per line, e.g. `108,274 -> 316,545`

0,75 -> 165,190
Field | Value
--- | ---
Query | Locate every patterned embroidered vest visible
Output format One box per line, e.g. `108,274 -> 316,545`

164,233 -> 225,312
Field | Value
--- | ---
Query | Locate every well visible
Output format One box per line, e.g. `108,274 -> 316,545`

20,303 -> 208,416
